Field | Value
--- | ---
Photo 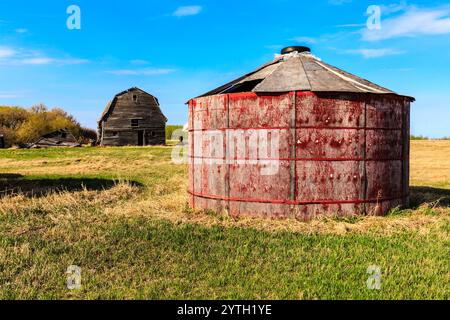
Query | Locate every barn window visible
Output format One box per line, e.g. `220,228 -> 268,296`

61,132 -> 67,139
132,94 -> 138,103
150,131 -> 156,137
131,119 -> 140,127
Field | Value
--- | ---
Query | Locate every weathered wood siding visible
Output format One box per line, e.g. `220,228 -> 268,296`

30,129 -> 80,149
100,89 -> 166,146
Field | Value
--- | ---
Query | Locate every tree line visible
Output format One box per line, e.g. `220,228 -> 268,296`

0,104 -> 97,148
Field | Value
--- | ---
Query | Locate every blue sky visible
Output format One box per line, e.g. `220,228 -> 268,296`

0,0 -> 449,137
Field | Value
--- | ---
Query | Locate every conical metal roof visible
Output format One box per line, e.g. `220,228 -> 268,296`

197,47 -> 414,100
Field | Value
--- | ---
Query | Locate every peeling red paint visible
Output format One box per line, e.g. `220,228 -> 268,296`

188,92 -> 410,219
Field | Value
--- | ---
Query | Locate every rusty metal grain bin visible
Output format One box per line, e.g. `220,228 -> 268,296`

187,46 -> 414,219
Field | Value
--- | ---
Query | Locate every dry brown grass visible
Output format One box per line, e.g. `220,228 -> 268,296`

411,140 -> 450,187
1,180 -> 447,239
0,182 -> 138,240
110,195 -> 448,237
1,141 -> 449,237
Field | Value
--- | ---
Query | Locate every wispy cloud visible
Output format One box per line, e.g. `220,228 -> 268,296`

107,68 -> 176,76
363,6 -> 450,41
334,2 -> 411,29
173,5 -> 202,17
130,59 -> 150,65
0,46 -> 89,66
0,47 -> 15,58
19,57 -> 89,65
345,48 -> 405,58
379,2 -> 412,15
335,23 -> 366,28
15,28 -> 28,34
328,0 -> 352,5
56,58 -> 90,65
291,36 -> 317,44
20,57 -> 54,65
0,92 -> 20,99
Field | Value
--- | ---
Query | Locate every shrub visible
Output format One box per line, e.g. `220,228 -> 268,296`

0,104 -> 96,147
166,125 -> 184,141
410,135 -> 429,140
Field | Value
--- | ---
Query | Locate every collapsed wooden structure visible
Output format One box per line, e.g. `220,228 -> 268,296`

29,129 -> 80,148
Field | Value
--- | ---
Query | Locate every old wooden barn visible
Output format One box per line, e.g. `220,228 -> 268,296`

98,87 -> 167,146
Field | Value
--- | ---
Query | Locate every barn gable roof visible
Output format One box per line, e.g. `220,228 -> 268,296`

195,50 -> 415,101
99,87 -> 167,123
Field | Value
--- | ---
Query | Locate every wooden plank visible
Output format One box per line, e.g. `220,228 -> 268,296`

296,161 -> 364,201
254,56 -> 311,92
296,93 -> 365,128
302,59 -> 364,92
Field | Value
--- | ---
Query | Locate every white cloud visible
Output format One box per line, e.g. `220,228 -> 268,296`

0,46 -> 90,66
173,5 -> 202,17
15,28 -> 28,34
379,2 -> 412,15
336,23 -> 366,28
21,57 -> 54,65
130,59 -> 150,65
18,57 -> 89,65
335,2 -> 410,29
0,47 -> 15,59
0,92 -> 19,99
363,6 -> 450,41
346,48 -> 405,58
57,58 -> 90,65
291,36 -> 317,44
329,0 -> 352,5
107,68 -> 176,76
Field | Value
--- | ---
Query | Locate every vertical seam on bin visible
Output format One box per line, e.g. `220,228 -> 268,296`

363,96 -> 368,215
291,91 -> 297,200
226,94 -> 230,212
294,92 -> 298,216
289,92 -> 297,217
401,103 -> 405,202
406,101 -> 410,204
190,100 -> 195,208
401,99 -> 406,205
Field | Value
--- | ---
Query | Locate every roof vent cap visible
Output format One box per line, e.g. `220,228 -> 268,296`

281,46 -> 311,55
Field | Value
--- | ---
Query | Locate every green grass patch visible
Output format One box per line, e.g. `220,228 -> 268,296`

0,144 -> 449,300
0,217 -> 447,299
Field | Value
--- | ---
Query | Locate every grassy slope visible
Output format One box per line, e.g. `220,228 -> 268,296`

0,142 -> 448,299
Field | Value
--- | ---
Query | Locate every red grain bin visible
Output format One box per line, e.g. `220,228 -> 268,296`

187,46 -> 414,219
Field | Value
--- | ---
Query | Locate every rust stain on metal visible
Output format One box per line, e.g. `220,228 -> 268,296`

188,47 -> 414,219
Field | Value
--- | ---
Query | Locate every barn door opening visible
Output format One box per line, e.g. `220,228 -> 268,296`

137,131 -> 144,146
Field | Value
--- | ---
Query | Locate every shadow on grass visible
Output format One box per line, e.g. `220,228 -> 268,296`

0,173 -> 142,198
409,186 -> 450,209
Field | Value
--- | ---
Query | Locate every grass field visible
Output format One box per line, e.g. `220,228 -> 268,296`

0,141 -> 448,299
